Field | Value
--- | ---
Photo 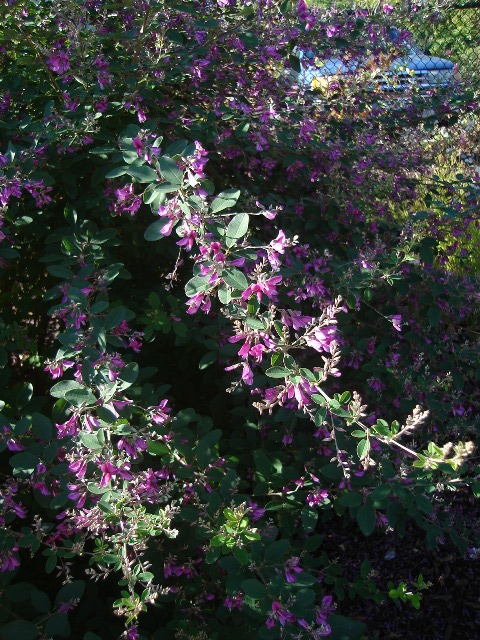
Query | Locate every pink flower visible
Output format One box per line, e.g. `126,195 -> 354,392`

176,227 -> 197,252
241,275 -> 282,303
99,461 -> 116,488
383,3 -> 394,14
281,309 -> 312,330
241,363 -> 253,385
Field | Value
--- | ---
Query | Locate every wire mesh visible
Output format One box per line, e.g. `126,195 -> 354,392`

402,2 -> 480,90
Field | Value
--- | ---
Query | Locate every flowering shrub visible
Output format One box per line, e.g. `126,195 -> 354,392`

0,1 -> 479,639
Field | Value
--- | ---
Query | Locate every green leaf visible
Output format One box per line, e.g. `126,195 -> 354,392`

105,306 -> 127,330
253,449 -> 275,476
314,407 -> 327,427
50,492 -> 69,509
144,219 -> 168,241
45,553 -> 57,574
138,572 -> 154,582
205,546 -> 222,564
452,371 -> 464,391
225,212 -> 249,247
44,613 -> 70,638
30,590 -> 51,613
264,539 -> 290,563
185,275 -> 209,298
289,54 -> 301,73
415,494 -> 434,515
9,452 -> 39,474
304,534 -> 323,552
196,429 -> 222,468
117,363 -> 139,390
240,579 -> 267,599
245,317 -> 265,330
0,621 -> 39,640
218,285 -> 232,305
64,388 -> 97,407
55,580 -> 85,607
357,439 -> 370,461
199,351 -> 217,370
126,165 -> 158,182
222,267 -> 248,292
104,166 -> 128,179
50,380 -> 85,399
328,399 -> 351,418
31,413 -> 53,440
265,367 -> 292,378
210,189 -> 241,214
357,505 -> 376,536
328,614 -> 367,639
301,506 -> 318,533
339,492 -> 363,507
233,547 -> 249,565
210,534 -> 226,547
427,305 -> 441,327
79,433 -> 102,451
372,421 -> 391,437
321,463 -> 343,480
147,441 -> 169,456
158,156 -> 183,184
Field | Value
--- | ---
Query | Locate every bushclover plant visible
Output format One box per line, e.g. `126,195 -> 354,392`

0,1 -> 479,639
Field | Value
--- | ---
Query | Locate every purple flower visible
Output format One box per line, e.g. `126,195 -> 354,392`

248,501 -> 266,521
44,358 -> 75,379
125,625 -> 138,640
305,325 -> 336,353
47,50 -> 70,74
224,592 -> 243,610
267,601 -> 296,628
149,399 -> 171,425
6,439 -> 25,452
284,556 -> 303,583
0,546 -> 20,572
391,314 -> 402,331
297,0 -> 309,22
315,595 -> 335,625
326,24 -> 341,38
306,488 -> 329,507
383,3 -> 394,14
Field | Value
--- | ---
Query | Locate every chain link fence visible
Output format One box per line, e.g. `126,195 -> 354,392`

404,1 -> 480,91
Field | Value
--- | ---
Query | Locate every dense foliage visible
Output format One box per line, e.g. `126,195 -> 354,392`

0,1 -> 479,638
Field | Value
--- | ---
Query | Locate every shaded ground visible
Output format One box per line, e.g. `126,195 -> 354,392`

324,489 -> 480,639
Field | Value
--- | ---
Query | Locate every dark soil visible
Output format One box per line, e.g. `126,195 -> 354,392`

323,489 -> 480,640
